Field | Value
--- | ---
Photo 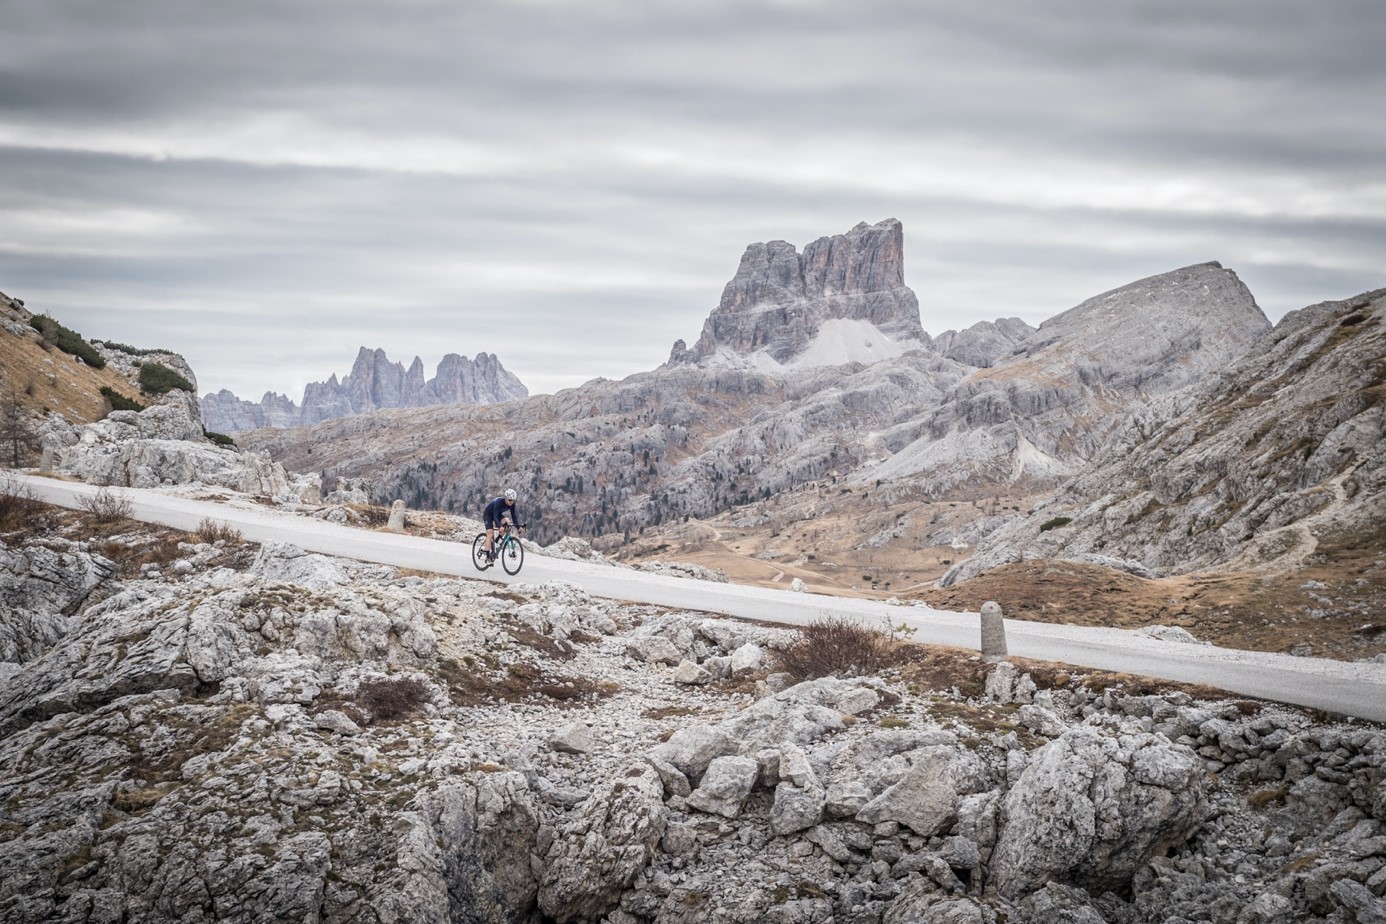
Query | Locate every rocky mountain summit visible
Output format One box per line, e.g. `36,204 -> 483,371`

201,346 -> 528,434
668,219 -> 931,370
1,502 -> 1383,923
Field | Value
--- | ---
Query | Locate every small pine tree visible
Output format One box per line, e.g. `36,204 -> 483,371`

0,387 -> 40,467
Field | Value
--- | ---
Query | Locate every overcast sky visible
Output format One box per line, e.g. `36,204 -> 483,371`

2,0 -> 1383,402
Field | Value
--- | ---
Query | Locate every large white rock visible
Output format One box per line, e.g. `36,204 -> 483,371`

687,755 -> 759,818
989,725 -> 1208,899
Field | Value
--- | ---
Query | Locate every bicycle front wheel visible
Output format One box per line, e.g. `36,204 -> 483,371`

500,535 -> 525,575
471,533 -> 491,571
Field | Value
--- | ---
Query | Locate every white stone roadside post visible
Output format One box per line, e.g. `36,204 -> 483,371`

386,499 -> 406,532
980,600 -> 1007,663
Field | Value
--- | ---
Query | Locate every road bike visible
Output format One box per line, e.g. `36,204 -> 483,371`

472,522 -> 525,575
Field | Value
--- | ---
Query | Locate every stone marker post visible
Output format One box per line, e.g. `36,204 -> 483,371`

39,445 -> 55,473
980,600 -> 1007,663
386,499 -> 406,532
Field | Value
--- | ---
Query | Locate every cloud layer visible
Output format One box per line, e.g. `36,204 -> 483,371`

2,0 -> 1382,399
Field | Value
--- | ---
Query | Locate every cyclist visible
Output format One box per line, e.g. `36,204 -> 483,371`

482,488 -> 523,561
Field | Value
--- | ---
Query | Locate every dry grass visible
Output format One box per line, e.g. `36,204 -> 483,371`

437,656 -> 620,709
0,301 -> 146,424
0,472 -> 51,535
1248,784 -> 1290,808
502,618 -> 578,661
774,615 -> 912,681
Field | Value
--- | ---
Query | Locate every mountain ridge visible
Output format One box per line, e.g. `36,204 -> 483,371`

201,346 -> 528,434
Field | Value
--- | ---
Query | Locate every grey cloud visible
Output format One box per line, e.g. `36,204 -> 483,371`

1,0 -> 1382,400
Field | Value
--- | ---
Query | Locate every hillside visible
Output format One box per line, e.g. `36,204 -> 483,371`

0,293 -> 147,437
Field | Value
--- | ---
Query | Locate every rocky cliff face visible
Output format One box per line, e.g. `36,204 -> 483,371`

201,347 -> 529,434
2,508 -> 1383,923
943,287 -> 1386,585
671,219 -> 928,369
865,262 -> 1271,494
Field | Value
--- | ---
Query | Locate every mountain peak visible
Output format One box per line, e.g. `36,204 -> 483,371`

671,218 -> 924,370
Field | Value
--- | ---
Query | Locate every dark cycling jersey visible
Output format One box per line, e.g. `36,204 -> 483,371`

483,496 -> 519,529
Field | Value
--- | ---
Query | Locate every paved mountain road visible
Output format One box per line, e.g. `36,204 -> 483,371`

16,473 -> 1386,722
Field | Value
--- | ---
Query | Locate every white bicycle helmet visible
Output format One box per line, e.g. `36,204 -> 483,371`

504,488 -> 517,501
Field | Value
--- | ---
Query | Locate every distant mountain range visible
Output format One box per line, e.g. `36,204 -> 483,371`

201,347 -> 527,434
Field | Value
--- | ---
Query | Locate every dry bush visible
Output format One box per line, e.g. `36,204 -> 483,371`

774,615 -> 911,681
194,517 -> 242,545
0,472 -> 51,533
79,486 -> 134,523
355,677 -> 431,722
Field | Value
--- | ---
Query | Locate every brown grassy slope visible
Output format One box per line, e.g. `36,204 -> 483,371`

616,484 -> 1386,662
0,296 -> 143,426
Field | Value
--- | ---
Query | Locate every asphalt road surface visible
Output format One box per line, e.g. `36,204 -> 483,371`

16,473 -> 1386,723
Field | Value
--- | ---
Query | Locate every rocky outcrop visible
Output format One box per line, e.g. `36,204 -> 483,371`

930,318 -> 1035,368
673,218 -> 927,368
0,539 -> 112,666
48,400 -> 317,499
944,287 -> 1386,584
202,347 -> 529,433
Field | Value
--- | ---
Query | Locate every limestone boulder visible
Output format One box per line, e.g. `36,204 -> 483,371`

989,724 -> 1209,898
538,762 -> 667,923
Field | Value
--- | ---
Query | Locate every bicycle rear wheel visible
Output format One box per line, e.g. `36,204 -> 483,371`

500,535 -> 525,575
471,533 -> 491,570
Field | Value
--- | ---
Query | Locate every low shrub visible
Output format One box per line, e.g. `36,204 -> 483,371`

774,615 -> 909,681
30,315 -> 106,369
138,363 -> 195,395
194,517 -> 242,545
1039,516 -> 1073,533
203,429 -> 236,447
79,486 -> 134,523
354,677 -> 432,721
99,386 -> 146,413
96,340 -> 170,356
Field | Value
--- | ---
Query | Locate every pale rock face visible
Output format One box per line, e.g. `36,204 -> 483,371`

855,746 -> 968,837
871,261 -> 1271,493
686,755 -> 759,818
0,539 -> 113,662
537,762 -> 667,923
674,219 -> 927,368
